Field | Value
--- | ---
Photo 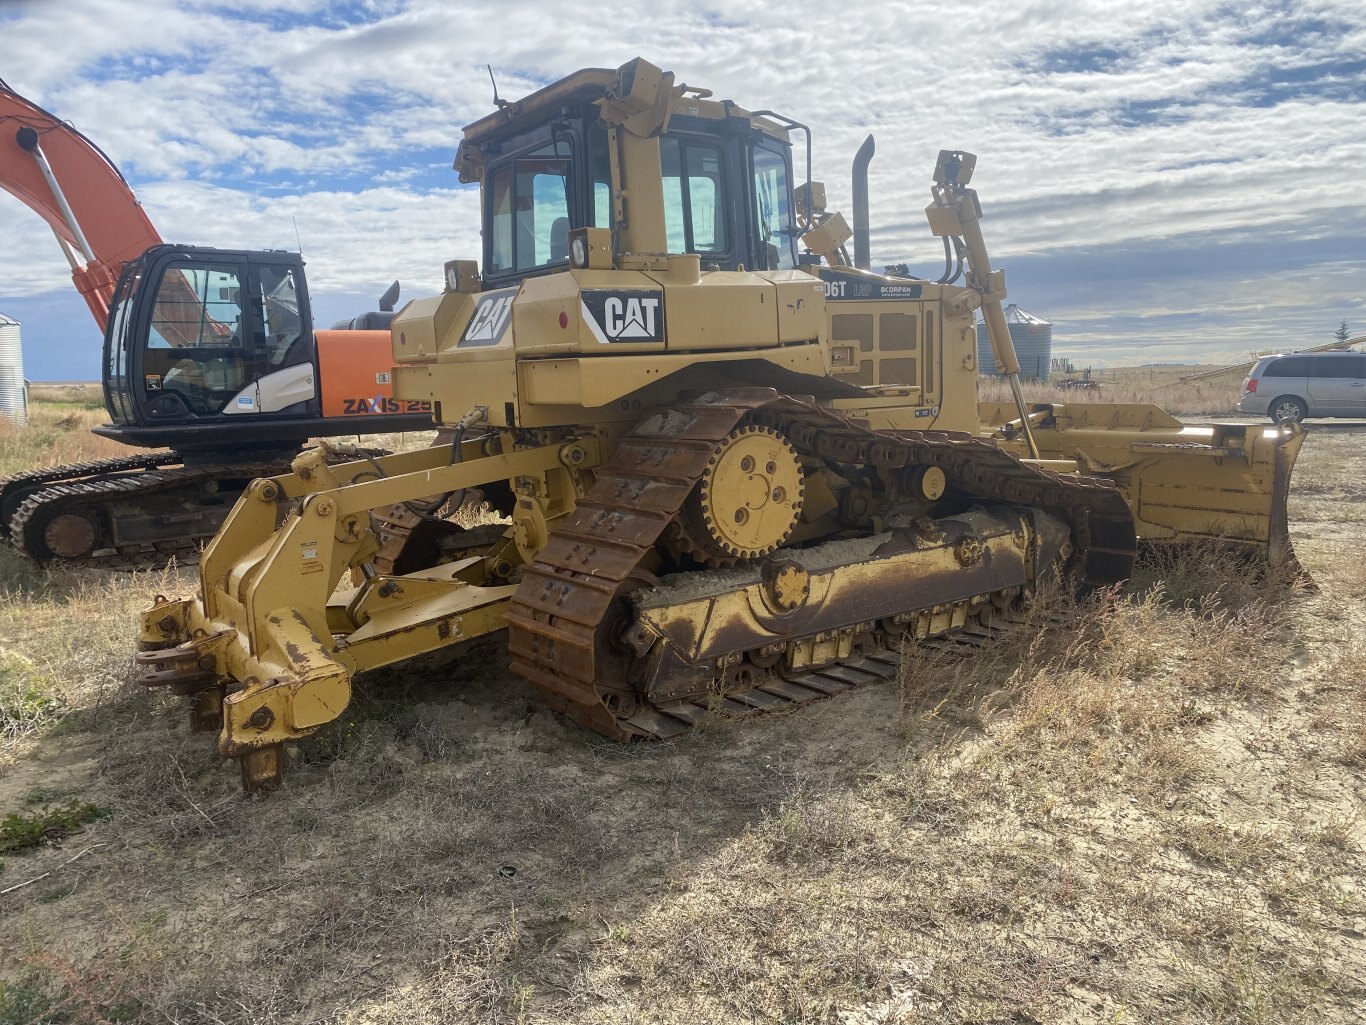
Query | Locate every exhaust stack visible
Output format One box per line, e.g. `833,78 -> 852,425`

851,134 -> 875,270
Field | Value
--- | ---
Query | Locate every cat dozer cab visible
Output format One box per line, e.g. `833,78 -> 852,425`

0,79 -> 431,568
137,59 -> 1303,791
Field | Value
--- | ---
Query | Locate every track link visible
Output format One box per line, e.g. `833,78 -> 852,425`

505,388 -> 1136,741
0,453 -> 181,540
9,459 -> 294,570
5,444 -> 398,571
589,607 -> 1067,740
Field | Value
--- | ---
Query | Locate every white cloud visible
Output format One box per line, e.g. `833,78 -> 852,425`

2,0 -> 1364,370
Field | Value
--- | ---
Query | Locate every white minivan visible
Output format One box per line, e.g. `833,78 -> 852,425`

1238,351 -> 1366,423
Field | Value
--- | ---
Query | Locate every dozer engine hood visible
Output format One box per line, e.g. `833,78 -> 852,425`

389,265 -> 854,429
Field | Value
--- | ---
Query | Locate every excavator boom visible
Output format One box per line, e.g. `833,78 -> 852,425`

0,78 -> 162,328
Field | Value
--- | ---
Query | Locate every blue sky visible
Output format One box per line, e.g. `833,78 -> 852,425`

2,0 -> 1363,379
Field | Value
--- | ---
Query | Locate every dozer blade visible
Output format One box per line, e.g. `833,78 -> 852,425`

980,403 -> 1307,578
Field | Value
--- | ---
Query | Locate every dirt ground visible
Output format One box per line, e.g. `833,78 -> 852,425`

0,417 -> 1362,1024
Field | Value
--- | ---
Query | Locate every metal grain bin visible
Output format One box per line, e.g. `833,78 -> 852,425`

976,304 -> 1053,382
0,313 -> 26,427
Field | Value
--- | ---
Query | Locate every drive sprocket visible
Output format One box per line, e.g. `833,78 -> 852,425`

680,424 -> 804,564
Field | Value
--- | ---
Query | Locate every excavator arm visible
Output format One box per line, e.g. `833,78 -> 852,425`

0,77 -> 162,330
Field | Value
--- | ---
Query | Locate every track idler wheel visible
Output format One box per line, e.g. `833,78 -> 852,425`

680,425 -> 804,564
21,506 -> 103,562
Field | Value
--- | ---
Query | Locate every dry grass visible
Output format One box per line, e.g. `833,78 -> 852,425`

0,403 -> 126,478
979,371 -> 1243,416
24,383 -> 104,407
0,397 -> 1362,1023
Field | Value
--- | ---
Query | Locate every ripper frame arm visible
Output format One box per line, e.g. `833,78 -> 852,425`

140,436 -> 598,787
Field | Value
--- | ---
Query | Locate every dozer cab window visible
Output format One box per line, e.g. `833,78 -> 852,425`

752,140 -> 797,270
488,140 -> 574,274
588,122 -> 612,228
661,136 -> 726,255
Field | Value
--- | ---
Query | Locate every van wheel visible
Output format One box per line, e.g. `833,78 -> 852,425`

1269,396 -> 1307,423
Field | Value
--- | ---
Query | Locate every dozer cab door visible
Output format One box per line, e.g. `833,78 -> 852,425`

103,246 -> 321,442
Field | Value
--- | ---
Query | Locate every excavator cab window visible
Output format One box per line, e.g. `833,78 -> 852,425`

255,264 -> 305,367
104,264 -> 142,424
144,262 -> 249,415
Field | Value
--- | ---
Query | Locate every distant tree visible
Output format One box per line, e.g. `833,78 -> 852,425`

1335,319 -> 1351,343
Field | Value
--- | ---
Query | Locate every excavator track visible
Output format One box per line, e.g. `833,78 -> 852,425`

8,458 -> 295,570
506,388 -> 1136,741
5,445 -> 399,570
0,453 -> 181,540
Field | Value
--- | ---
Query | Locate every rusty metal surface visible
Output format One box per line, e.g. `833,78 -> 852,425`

505,387 -> 1137,742
42,510 -> 99,559
1269,422 -> 1310,585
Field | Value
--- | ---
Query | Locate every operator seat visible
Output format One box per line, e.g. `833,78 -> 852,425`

550,217 -> 569,263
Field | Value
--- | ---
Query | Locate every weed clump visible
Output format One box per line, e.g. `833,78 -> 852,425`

0,651 -> 66,741
0,801 -> 107,854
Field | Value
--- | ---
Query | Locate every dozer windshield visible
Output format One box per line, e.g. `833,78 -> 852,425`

487,140 -> 575,275
478,113 -> 799,291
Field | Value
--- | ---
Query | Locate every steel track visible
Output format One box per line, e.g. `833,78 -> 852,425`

0,453 -> 181,539
9,459 -> 295,570
505,387 -> 1137,741
6,449 -> 390,571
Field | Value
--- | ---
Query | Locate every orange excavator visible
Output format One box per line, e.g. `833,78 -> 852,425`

0,79 -> 433,567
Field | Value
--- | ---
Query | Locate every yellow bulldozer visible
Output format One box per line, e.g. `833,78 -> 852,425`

136,59 -> 1303,792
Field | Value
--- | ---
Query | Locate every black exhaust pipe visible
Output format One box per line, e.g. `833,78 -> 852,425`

851,134 -> 875,270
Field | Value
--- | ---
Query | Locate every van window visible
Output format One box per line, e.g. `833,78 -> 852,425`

1322,354 -> 1366,379
1262,357 -> 1311,377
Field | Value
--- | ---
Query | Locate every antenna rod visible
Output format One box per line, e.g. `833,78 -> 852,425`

488,64 -> 508,109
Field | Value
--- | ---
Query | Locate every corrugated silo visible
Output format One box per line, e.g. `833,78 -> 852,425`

976,304 -> 1053,382
0,313 -> 26,427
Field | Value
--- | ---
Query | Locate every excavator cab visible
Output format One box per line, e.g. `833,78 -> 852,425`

101,245 -> 319,447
